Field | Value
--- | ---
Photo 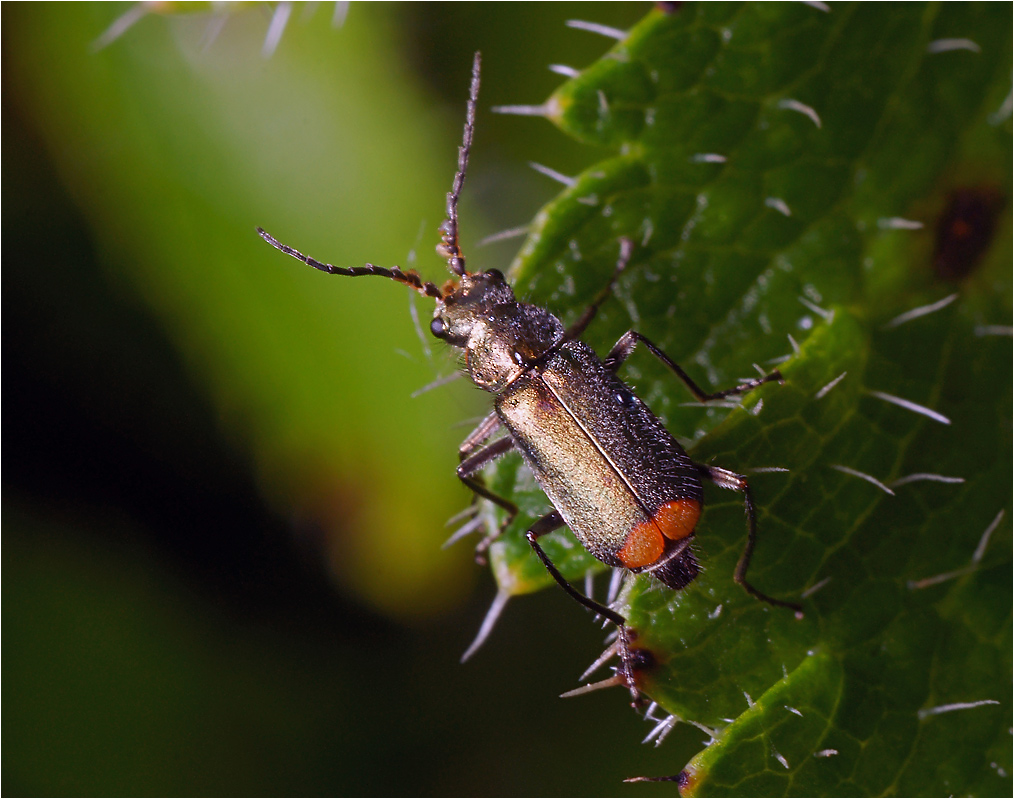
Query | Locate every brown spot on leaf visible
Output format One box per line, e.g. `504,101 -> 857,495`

933,187 -> 1005,281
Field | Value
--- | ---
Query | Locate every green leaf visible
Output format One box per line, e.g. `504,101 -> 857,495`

5,3 -> 486,618
488,4 -> 1011,795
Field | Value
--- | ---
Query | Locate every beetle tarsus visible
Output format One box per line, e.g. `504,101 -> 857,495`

616,625 -> 646,707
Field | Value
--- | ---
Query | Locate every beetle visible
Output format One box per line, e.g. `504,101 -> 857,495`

258,53 -> 801,702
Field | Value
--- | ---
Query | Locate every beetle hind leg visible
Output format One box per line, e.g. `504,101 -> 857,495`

697,464 -> 803,614
526,512 -> 645,706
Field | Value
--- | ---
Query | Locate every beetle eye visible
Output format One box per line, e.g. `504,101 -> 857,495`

430,317 -> 447,338
484,268 -> 504,281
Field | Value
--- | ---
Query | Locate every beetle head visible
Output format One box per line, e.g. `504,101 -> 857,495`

430,269 -> 564,391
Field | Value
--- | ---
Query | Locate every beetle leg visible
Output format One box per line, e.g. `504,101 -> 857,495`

455,412 -> 511,544
457,435 -> 519,563
696,464 -> 803,614
526,513 -> 643,706
562,238 -> 633,343
604,330 -> 783,402
458,411 -> 501,460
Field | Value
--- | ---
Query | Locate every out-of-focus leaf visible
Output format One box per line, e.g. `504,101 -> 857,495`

488,5 -> 1011,794
7,3 -> 480,616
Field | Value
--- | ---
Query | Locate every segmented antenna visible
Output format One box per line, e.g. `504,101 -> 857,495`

437,51 -> 481,277
257,227 -> 444,299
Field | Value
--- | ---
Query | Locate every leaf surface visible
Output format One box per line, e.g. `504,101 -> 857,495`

488,5 -> 1012,794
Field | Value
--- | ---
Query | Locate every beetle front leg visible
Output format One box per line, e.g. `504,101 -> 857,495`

526,512 -> 643,706
457,434 -> 518,564
697,464 -> 803,614
604,330 -> 783,401
458,411 -> 501,460
561,238 -> 633,343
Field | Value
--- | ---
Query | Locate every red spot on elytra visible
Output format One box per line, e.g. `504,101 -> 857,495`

617,499 -> 701,568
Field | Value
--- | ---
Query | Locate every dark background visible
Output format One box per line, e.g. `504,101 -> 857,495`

2,3 -> 709,794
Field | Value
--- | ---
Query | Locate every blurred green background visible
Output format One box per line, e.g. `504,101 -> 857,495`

2,3 -> 714,794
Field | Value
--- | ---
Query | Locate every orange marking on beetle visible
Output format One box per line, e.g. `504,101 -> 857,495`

617,499 -> 701,569
654,498 -> 701,542
618,523 -> 665,568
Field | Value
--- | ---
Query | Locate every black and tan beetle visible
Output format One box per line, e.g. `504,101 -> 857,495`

258,53 -> 801,702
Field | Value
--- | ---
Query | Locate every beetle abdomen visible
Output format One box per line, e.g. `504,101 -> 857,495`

497,341 -> 702,574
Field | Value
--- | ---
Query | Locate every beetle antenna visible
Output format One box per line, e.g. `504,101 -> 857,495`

257,227 -> 444,299
437,51 -> 481,278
